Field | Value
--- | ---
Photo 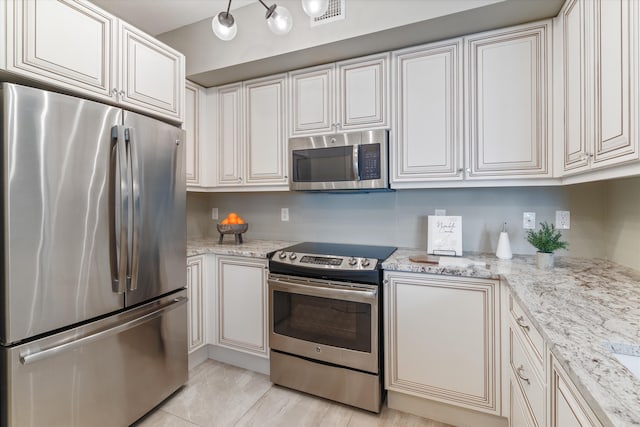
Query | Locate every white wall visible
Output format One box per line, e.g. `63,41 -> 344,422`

188,182 -> 606,257
604,176 -> 640,269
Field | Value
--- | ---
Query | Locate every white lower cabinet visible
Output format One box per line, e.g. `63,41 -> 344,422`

549,356 -> 604,427
384,271 -> 502,415
215,256 -> 269,357
508,292 -> 605,427
187,255 -> 205,353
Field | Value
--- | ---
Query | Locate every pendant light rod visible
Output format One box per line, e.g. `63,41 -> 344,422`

225,0 -> 232,15
257,0 -> 276,19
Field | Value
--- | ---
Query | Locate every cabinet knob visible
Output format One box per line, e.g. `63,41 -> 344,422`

112,88 -> 118,96
515,316 -> 530,332
383,279 -> 389,285
119,90 -> 125,97
516,365 -> 530,385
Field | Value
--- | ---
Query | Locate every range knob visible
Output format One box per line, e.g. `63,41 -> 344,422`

289,253 -> 297,260
361,258 -> 371,267
348,257 -> 358,266
278,251 -> 287,260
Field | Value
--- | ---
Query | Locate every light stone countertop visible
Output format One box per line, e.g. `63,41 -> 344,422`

187,237 -> 296,258
383,249 -> 640,427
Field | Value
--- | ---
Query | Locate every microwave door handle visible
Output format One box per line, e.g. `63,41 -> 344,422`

352,145 -> 360,181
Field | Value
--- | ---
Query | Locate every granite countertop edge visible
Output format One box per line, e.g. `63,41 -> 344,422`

187,237 -> 297,258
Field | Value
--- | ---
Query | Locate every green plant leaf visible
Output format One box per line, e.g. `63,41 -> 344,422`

526,221 -> 568,253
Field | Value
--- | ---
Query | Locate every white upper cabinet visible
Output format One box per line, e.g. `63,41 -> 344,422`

185,81 -> 202,187
4,0 -> 185,122
217,83 -> 244,186
6,0 -> 116,99
465,21 -> 552,179
289,52 -> 389,136
0,0 -> 6,70
215,75 -> 288,190
118,21 -> 184,121
561,0 -> 638,175
244,74 -> 288,186
391,39 -> 463,184
289,63 -> 335,136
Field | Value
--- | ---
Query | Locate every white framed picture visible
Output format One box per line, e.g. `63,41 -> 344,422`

427,215 -> 462,256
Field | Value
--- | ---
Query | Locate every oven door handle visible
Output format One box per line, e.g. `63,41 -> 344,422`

270,279 -> 377,302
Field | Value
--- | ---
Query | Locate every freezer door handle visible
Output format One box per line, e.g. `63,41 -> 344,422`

126,128 -> 141,292
109,126 -> 129,294
19,296 -> 187,365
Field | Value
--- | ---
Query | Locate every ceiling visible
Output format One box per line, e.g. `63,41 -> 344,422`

91,0 -> 253,35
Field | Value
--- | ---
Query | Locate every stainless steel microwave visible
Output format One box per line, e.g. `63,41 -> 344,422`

289,129 -> 389,191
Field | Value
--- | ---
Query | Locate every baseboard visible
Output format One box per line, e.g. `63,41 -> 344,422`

188,346 -> 209,370
387,391 -> 508,427
208,345 -> 270,375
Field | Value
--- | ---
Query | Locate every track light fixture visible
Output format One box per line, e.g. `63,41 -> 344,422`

211,0 -> 330,41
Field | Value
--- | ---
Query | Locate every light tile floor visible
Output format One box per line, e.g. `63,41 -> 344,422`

133,360 -> 454,427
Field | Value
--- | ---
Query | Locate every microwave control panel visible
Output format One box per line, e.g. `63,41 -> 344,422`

358,144 -> 381,181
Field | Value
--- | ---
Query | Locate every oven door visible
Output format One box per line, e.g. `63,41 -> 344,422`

268,273 -> 379,374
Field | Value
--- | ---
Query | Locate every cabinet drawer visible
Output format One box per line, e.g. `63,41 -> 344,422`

510,295 -> 545,366
510,327 -> 545,427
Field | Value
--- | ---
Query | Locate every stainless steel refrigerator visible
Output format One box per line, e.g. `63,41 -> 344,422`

0,83 -> 187,426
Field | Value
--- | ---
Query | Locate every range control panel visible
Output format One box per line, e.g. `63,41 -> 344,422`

271,251 -> 377,271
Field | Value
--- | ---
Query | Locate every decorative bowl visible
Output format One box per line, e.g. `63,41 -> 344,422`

217,223 -> 249,244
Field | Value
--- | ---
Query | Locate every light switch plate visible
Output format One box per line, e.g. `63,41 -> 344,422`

435,209 -> 446,216
211,208 -> 218,220
556,210 -> 570,229
523,212 -> 536,229
281,208 -> 289,222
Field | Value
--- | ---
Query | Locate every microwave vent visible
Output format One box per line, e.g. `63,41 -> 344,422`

310,0 -> 345,26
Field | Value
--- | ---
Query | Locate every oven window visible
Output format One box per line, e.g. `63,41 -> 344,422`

272,291 -> 371,352
292,146 -> 354,182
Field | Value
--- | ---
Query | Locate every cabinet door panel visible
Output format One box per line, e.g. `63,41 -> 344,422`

385,273 -> 500,415
467,23 -> 550,178
185,81 -> 200,186
187,256 -> 204,352
119,22 -> 184,120
338,53 -> 389,130
393,40 -> 462,182
563,0 -> 590,172
594,0 -> 636,165
289,64 -> 334,136
216,257 -> 268,357
217,83 -> 243,185
550,357 -> 604,427
245,75 -> 287,185
8,0 -> 115,98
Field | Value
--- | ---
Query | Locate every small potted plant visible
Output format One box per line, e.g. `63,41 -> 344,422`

526,221 -> 568,269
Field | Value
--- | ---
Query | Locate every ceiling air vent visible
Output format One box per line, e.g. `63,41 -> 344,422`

310,0 -> 345,26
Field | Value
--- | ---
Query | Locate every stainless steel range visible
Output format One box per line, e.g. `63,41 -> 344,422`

268,242 -> 396,413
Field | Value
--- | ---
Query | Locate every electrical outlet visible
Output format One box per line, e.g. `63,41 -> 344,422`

556,210 -> 570,229
211,208 -> 219,220
523,212 -> 536,229
434,209 -> 446,216
281,208 -> 289,222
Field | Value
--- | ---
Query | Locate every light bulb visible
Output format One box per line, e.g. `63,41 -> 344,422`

211,11 -> 237,41
267,5 -> 293,36
301,0 -> 329,18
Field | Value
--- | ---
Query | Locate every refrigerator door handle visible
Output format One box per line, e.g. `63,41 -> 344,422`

19,296 -> 187,365
109,126 -> 129,294
126,128 -> 141,292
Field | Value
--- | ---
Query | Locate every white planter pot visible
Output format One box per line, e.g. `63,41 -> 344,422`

536,252 -> 554,269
